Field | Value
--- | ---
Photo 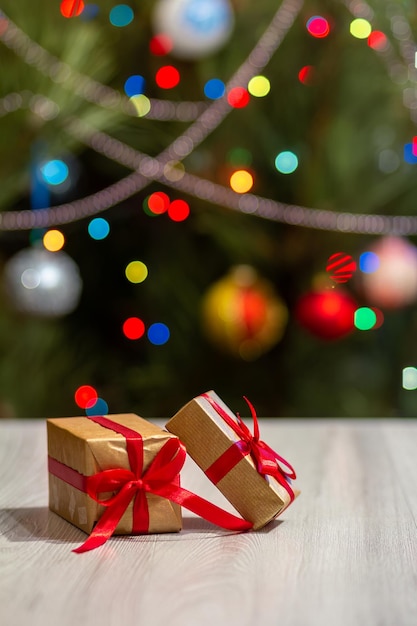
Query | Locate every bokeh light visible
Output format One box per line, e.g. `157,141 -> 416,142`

155,65 -> 180,89
41,160 -> 69,186
275,151 -> 298,174
86,397 -> 109,416
168,199 -> 190,222
149,33 -> 173,56
354,307 -> 377,330
60,0 -> 85,18
123,317 -> 146,340
147,322 -> 170,345
404,143 -> 417,164
75,384 -> 98,409
326,252 -> 357,283
109,4 -> 134,27
306,16 -> 330,38
298,65 -> 315,85
130,94 -> 151,117
368,31 -> 388,51
247,76 -> 270,98
163,161 -> 185,182
88,217 -> 110,240
43,229 -> 65,252
359,251 -> 380,273
227,87 -> 250,108
80,3 -> 99,20
403,367 -> 417,390
147,191 -> 170,215
125,261 -> 148,283
124,75 -> 145,97
227,147 -> 253,166
229,170 -> 254,193
204,78 -> 226,100
350,18 -> 372,39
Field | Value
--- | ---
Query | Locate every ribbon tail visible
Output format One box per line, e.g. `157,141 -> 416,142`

73,484 -> 135,554
155,483 -> 253,532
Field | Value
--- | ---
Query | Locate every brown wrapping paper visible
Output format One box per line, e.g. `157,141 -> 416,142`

47,414 -> 182,535
166,391 -> 299,530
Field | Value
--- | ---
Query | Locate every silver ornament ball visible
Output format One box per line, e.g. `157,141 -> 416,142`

4,247 -> 83,317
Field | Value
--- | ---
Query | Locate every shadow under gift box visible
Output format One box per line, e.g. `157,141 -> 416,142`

47,414 -> 182,535
166,391 -> 299,530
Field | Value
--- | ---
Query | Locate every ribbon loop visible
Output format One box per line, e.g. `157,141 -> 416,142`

201,393 -> 296,499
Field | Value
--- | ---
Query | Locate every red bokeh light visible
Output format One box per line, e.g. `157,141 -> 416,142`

147,191 -> 170,214
326,252 -> 357,284
298,65 -> 315,85
168,199 -> 190,222
150,34 -> 173,56
60,0 -> 85,18
123,317 -> 145,340
75,385 -> 98,409
367,31 -> 388,51
155,65 -> 180,89
306,16 -> 330,38
227,87 -> 250,109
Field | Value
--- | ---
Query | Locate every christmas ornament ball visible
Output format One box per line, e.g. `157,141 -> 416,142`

359,236 -> 417,309
4,247 -> 83,317
152,0 -> 234,60
326,252 -> 357,284
295,288 -> 357,340
201,265 -> 288,360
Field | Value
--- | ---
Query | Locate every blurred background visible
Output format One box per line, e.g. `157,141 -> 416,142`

1,0 -> 417,418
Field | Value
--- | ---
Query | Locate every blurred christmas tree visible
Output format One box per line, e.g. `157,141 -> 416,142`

1,0 -> 417,418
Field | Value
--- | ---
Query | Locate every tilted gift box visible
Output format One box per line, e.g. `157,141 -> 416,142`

47,413 -> 182,537
166,390 -> 299,530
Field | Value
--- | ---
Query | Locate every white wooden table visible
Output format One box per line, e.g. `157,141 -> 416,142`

1,418 -> 417,626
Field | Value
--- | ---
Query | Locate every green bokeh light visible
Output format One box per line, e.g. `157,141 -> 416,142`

354,307 -> 377,330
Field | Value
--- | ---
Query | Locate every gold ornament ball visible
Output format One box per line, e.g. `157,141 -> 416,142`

201,265 -> 288,360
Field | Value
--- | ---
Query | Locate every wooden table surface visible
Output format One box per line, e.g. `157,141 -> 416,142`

1,417 -> 417,626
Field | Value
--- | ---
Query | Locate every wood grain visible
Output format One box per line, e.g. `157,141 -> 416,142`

1,418 -> 417,626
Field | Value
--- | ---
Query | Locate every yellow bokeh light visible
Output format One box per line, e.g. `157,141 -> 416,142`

350,18 -> 372,39
230,170 -> 254,193
247,75 -> 271,98
125,260 -> 148,283
43,229 -> 65,252
130,95 -> 151,117
163,160 -> 185,182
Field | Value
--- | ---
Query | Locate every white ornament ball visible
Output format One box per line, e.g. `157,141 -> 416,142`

360,236 -> 417,309
4,247 -> 83,317
152,0 -> 234,60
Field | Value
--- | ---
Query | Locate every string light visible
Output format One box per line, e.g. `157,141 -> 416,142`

3,1 -> 417,236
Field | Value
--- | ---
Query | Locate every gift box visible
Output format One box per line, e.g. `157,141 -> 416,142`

166,390 -> 299,530
47,413 -> 182,540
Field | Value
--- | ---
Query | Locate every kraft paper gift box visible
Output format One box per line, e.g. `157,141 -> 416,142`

47,413 -> 182,536
166,390 -> 299,530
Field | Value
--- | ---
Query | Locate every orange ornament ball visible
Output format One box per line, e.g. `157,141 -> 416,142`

201,266 -> 288,360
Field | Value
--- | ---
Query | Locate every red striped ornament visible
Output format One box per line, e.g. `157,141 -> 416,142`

326,252 -> 357,284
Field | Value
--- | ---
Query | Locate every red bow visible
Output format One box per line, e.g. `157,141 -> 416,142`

201,393 -> 296,501
49,414 -> 253,554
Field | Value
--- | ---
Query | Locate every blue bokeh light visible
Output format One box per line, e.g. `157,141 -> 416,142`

41,160 -> 69,185
204,78 -> 225,99
109,4 -> 134,27
359,251 -> 380,273
86,397 -> 109,416
147,322 -> 170,345
404,143 -> 417,164
274,151 -> 298,174
124,75 -> 145,97
88,218 -> 110,240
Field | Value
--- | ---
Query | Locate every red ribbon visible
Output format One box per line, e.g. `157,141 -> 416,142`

48,414 -> 252,553
201,393 -> 296,502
